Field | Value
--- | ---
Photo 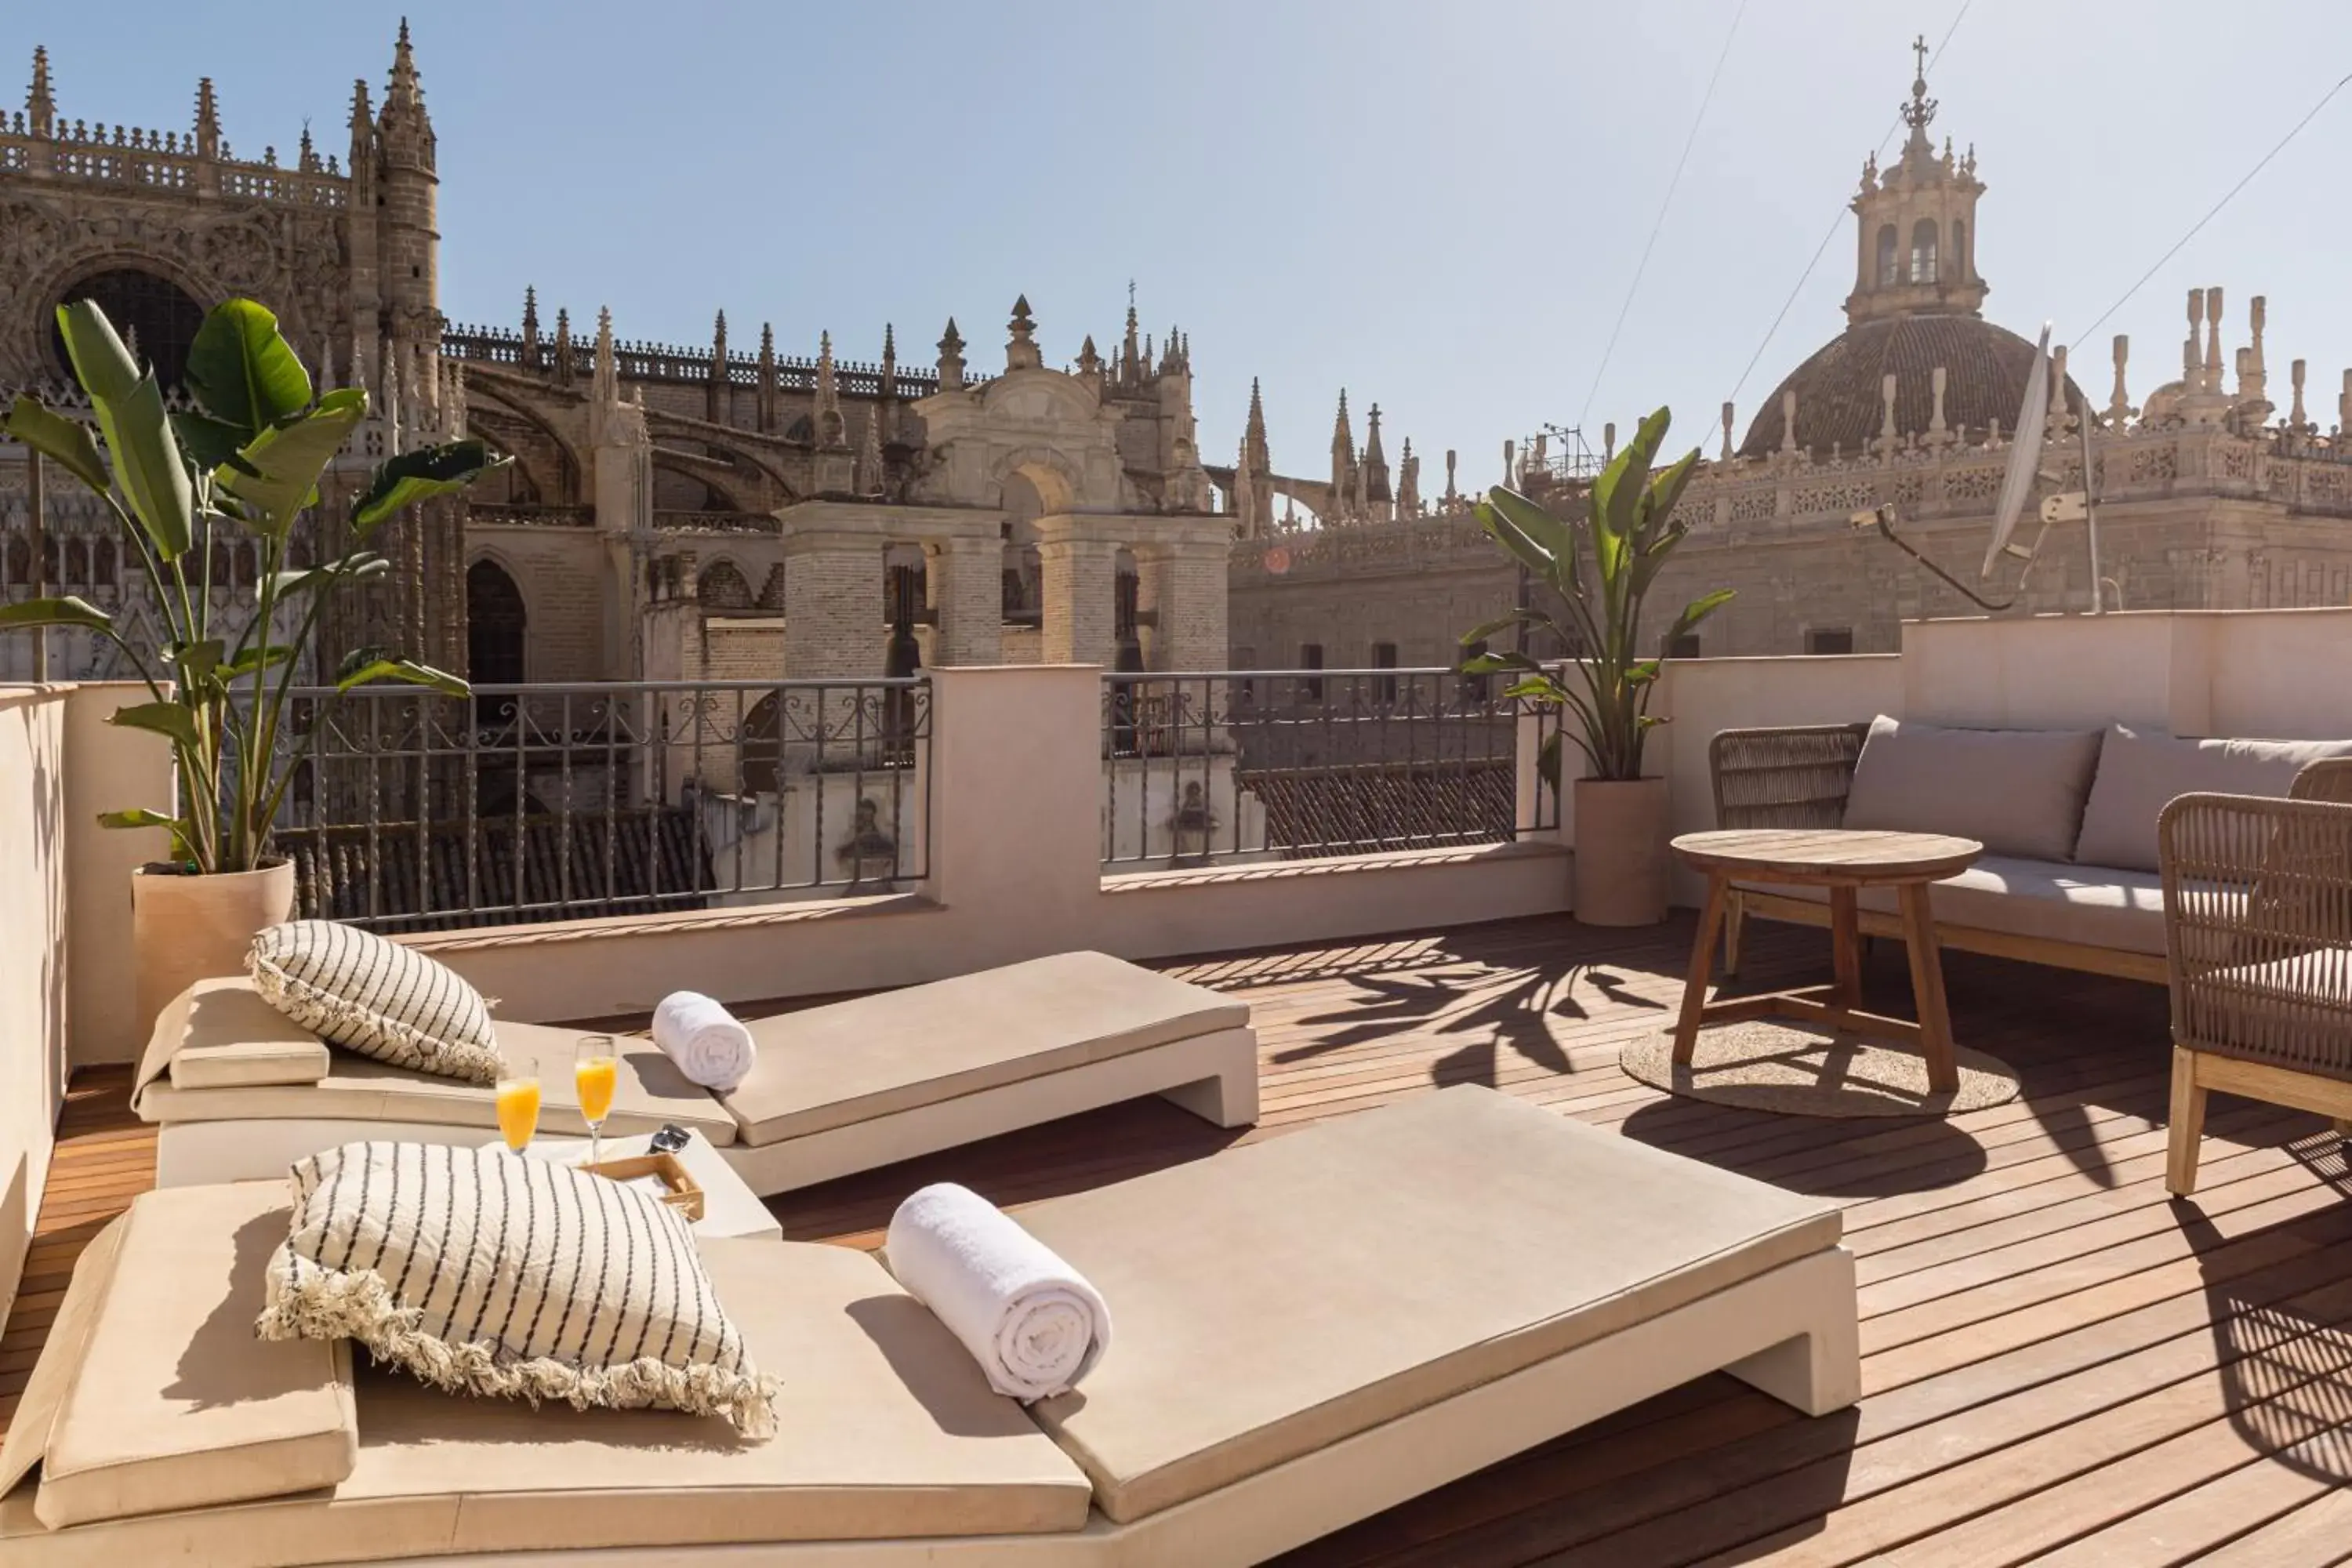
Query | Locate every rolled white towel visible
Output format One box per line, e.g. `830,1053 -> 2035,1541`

884,1182 -> 1110,1403
650,991 -> 757,1094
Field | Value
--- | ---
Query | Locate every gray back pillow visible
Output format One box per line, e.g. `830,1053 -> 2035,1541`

2073,724 -> 2352,872
1840,715 -> 2102,862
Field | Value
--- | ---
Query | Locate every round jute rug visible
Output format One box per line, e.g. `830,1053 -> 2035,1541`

1621,1021 -> 2021,1118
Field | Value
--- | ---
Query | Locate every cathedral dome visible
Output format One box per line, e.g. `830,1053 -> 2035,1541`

1737,314 -> 2085,460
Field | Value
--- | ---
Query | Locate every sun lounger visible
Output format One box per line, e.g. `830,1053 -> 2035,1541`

2,1085 -> 1857,1566
132,951 -> 1261,1196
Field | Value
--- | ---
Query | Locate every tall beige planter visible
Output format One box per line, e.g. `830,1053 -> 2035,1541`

132,859 -> 296,1050
1572,777 -> 1670,927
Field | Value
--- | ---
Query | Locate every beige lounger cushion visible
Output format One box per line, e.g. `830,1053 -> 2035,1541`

1019,1084 -> 1843,1523
251,920 -> 503,1084
0,1240 -> 1093,1563
725,949 -> 1248,1145
259,1142 -> 775,1436
24,1184 -> 357,1529
133,978 -> 738,1146
1739,853 -> 2172,956
171,1035 -> 333,1091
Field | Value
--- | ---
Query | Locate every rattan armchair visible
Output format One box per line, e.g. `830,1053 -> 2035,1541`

2160,784 -> 2352,1196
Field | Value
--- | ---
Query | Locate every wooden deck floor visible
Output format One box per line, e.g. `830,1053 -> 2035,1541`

8,913 -> 2352,1565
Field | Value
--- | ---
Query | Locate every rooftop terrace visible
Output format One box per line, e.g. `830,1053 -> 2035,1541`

9,912 -> 2350,1565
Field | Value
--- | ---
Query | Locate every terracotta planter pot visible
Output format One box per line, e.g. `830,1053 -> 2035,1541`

1572,777 -> 1670,927
132,858 -> 296,1048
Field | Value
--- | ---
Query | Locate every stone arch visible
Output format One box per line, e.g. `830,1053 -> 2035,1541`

993,448 -> 1080,516
697,557 -> 755,610
1909,218 -> 1939,285
466,383 -> 585,506
34,251 -> 219,388
1875,224 -> 1899,288
466,555 -> 529,685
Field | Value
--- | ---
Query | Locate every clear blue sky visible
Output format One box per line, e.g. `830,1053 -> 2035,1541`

13,3 -> 2352,494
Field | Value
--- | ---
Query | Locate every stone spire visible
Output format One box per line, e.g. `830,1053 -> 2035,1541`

2110,334 -> 2132,427
936,317 -> 966,391
815,330 -> 844,445
2290,358 -> 2309,432
347,77 -> 372,169
1005,294 -> 1041,372
521,285 -> 540,365
707,310 -> 728,421
388,18 -> 422,107
377,18 -> 434,172
1076,334 -> 1102,380
1397,438 -> 1421,517
1243,377 -> 1270,474
1329,390 -> 1356,515
757,321 -> 777,431
553,306 -> 573,382
880,322 -> 897,397
194,76 -> 220,159
29,46 -> 56,137
1443,448 -> 1458,505
592,307 -> 617,407
1121,296 -> 1142,385
1362,402 -> 1392,512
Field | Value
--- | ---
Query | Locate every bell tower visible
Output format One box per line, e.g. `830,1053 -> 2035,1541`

1845,38 -> 1987,325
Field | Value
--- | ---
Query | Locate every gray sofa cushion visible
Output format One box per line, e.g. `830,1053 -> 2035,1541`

2074,724 -> 2352,873
1840,715 -> 2102,861
1743,855 -> 2169,956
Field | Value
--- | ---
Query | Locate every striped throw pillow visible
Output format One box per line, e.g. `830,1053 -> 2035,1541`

249,921 -> 503,1084
257,1142 -> 776,1437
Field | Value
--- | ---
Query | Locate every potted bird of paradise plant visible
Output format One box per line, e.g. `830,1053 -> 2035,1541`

0,296 -> 503,1029
1462,406 -> 1732,924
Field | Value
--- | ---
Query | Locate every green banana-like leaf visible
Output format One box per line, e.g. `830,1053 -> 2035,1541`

223,644 -> 296,678
351,440 -> 508,534
0,595 -> 112,633
267,553 -> 389,600
1484,486 -> 1573,568
172,411 -> 258,475
219,389 -> 367,537
185,299 -> 314,437
107,701 -> 201,750
1662,586 -> 1737,648
1,395 -> 111,496
169,639 -> 226,680
1457,611 -> 1531,648
97,808 -> 186,833
1461,649 -> 1547,677
56,301 -> 194,562
336,656 -> 470,700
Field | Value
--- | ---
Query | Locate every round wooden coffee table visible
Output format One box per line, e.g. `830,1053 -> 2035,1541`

1669,829 -> 1983,1094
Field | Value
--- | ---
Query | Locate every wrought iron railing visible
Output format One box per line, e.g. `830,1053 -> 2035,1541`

1102,668 -> 1561,866
269,679 -> 929,932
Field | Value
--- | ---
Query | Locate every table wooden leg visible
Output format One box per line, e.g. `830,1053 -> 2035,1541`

1829,885 -> 1861,1015
1896,882 -> 1959,1094
1674,875 -> 1730,1066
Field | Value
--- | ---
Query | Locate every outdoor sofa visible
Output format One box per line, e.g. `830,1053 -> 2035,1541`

132,949 -> 1261,1196
1710,717 -> 2352,983
0,1085 -> 1856,1567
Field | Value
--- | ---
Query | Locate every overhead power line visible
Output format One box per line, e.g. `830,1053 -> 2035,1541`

1577,0 -> 1751,427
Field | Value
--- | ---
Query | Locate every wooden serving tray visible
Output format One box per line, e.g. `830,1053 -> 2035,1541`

580,1150 -> 706,1221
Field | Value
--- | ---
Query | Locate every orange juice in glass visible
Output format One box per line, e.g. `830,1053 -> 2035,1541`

495,1076 -> 541,1153
576,1036 -> 619,1167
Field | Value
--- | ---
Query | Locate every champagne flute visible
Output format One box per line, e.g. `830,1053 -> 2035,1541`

575,1036 -> 619,1169
495,1075 -> 541,1155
